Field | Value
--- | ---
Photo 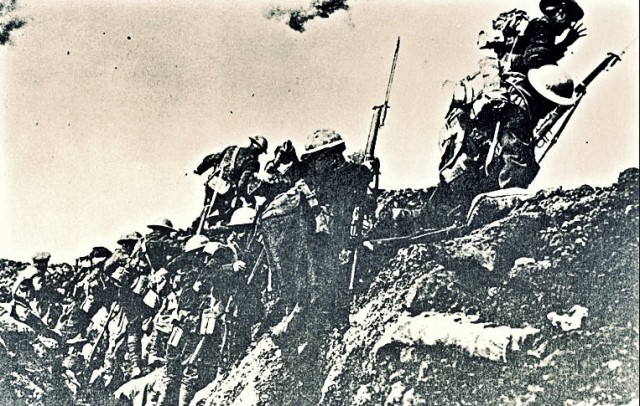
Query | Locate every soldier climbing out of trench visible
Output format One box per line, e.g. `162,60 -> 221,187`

193,135 -> 269,232
261,130 -> 377,355
157,233 -> 241,406
432,0 -> 586,222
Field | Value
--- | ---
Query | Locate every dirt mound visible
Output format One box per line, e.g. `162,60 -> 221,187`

0,168 -> 638,405
193,168 -> 639,405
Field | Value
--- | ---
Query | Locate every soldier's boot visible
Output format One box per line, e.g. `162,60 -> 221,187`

178,366 -> 199,406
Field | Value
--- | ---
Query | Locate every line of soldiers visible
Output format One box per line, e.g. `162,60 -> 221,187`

7,1 -> 590,402
10,128 -> 377,405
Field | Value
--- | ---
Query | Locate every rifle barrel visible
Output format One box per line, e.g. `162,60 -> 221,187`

382,37 -> 401,127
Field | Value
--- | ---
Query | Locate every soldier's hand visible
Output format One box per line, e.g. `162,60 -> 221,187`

193,281 -> 202,292
363,157 -> 381,174
233,261 -> 247,273
564,22 -> 587,46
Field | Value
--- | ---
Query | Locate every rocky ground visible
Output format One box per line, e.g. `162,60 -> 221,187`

0,168 -> 638,405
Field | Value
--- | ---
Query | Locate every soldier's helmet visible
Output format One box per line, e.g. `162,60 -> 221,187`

301,129 -> 346,159
203,241 -> 225,255
249,135 -> 269,154
147,218 -> 176,233
90,246 -> 113,259
184,234 -> 210,252
227,207 -> 257,227
528,65 -> 577,106
540,0 -> 584,22
117,231 -> 142,246
32,252 -> 51,263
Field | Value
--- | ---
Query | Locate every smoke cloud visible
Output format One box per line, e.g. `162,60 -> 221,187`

0,0 -> 26,45
265,0 -> 349,33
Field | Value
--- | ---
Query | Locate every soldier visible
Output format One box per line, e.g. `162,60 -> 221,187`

224,207 -> 266,360
439,0 -> 585,200
158,235 -> 237,406
58,246 -> 114,343
437,64 -> 579,210
11,251 -> 63,338
144,218 -> 183,270
194,135 -> 269,229
261,130 -> 376,340
141,218 -> 187,368
297,129 -> 376,329
91,231 -> 142,388
117,225 -> 171,380
510,0 -> 586,73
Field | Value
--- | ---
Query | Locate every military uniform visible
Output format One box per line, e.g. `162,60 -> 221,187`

223,208 -> 266,361
11,252 -> 63,337
438,0 -> 585,210
440,66 -> 577,209
194,136 -> 268,227
298,130 -> 375,328
159,236 -> 236,406
260,130 -> 375,339
90,232 -> 142,388
510,0 -> 585,73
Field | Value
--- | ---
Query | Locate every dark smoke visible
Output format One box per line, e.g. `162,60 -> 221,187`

265,0 -> 349,33
0,0 -> 26,45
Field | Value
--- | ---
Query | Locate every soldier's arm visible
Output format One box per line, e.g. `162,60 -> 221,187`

512,18 -> 564,71
237,157 -> 261,193
194,149 -> 225,175
104,251 -> 125,274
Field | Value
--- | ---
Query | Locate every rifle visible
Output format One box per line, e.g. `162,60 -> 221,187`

246,248 -> 265,286
349,37 -> 400,291
87,302 -> 118,363
535,38 -> 635,162
362,224 -> 463,251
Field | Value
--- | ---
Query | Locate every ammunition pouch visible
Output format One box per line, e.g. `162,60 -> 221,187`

131,275 -> 150,296
199,301 -> 223,335
168,325 -> 184,347
81,294 -> 95,313
154,314 -> 176,335
111,266 -> 131,287
142,289 -> 161,310
315,206 -> 331,235
206,174 -> 232,195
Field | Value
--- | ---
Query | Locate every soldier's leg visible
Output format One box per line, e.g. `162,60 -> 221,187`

125,309 -> 144,379
179,335 -> 218,406
147,327 -> 170,368
156,330 -> 186,406
497,116 -> 539,190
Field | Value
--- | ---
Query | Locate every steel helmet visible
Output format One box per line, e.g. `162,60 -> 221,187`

90,246 -> 113,259
301,129 -> 346,159
32,252 -> 51,263
203,241 -> 225,255
540,0 -> 584,22
227,207 -> 257,227
249,135 -> 268,153
528,65 -> 577,106
117,231 -> 142,245
184,234 -> 210,252
147,218 -> 176,232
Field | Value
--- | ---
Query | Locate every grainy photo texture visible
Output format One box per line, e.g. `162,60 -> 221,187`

0,0 -> 638,405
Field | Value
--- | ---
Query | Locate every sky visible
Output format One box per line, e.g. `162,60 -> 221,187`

1,0 -> 638,263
